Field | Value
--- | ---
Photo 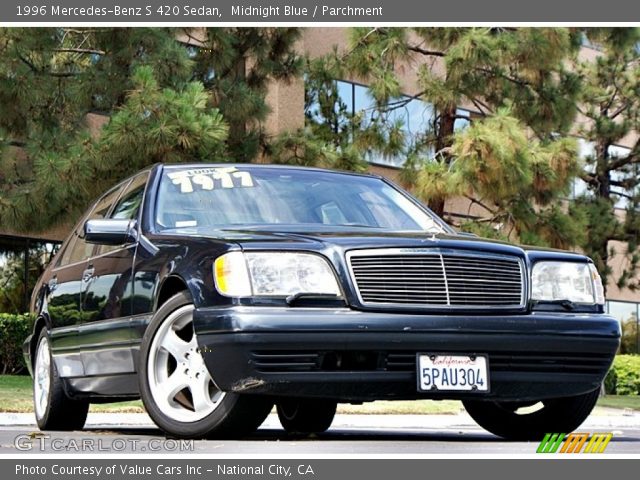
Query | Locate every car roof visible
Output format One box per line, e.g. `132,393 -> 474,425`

159,162 -> 382,180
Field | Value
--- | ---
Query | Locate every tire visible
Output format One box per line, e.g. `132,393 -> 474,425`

277,398 -> 337,434
462,389 -> 600,440
139,291 -> 272,439
33,329 -> 89,431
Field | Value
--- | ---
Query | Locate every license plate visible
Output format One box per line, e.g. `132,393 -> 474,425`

417,354 -> 489,392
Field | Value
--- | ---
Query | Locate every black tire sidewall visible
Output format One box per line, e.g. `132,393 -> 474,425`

34,329 -> 88,431
463,389 -> 601,440
277,399 -> 337,434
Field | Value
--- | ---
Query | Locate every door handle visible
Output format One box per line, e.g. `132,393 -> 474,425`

82,267 -> 95,282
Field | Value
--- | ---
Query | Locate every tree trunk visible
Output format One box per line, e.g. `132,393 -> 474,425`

428,104 -> 457,218
594,139 -> 611,295
228,56 -> 249,162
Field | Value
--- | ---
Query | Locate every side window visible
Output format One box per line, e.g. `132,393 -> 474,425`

111,174 -> 147,220
96,173 -> 148,256
56,183 -> 129,268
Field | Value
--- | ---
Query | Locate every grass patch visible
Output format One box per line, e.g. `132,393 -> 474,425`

0,375 -> 144,413
1,375 -> 638,415
0,375 -> 33,413
597,394 -> 640,411
337,400 -> 463,415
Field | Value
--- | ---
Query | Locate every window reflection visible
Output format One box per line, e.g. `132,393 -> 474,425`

307,79 -> 442,168
572,139 -> 637,209
0,235 -> 61,313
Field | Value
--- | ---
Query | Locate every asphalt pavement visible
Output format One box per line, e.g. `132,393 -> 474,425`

1,411 -> 639,454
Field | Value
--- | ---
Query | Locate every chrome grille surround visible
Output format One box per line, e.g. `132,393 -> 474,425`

346,248 -> 526,310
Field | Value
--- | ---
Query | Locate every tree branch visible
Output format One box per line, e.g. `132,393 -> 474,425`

464,194 -> 496,215
18,52 -> 80,78
474,67 -> 531,88
610,101 -> 630,120
610,190 -> 635,200
342,27 -> 382,59
54,48 -> 105,55
610,178 -> 639,189
469,97 -> 492,115
407,45 -> 445,57
48,72 -> 80,78
607,150 -> 640,171
17,53 -> 37,72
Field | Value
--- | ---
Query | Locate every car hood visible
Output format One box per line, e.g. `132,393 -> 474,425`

158,225 -> 563,259
155,225 -> 589,266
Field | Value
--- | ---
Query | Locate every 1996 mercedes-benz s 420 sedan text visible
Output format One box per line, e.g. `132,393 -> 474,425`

23,164 -> 620,439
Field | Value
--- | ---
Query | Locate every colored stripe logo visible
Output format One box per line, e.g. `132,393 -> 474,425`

537,433 -> 613,454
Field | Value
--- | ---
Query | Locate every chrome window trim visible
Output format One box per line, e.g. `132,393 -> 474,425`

346,247 -> 526,310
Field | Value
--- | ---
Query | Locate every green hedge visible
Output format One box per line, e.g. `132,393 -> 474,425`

0,313 -> 33,375
605,355 -> 640,395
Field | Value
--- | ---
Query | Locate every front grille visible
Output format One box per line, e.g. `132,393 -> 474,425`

348,249 -> 524,308
251,350 -> 612,376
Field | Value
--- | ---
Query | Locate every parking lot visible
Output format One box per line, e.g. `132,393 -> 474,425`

1,411 -> 638,455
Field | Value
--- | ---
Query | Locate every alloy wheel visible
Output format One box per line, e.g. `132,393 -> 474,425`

34,336 -> 51,420
147,304 -> 224,423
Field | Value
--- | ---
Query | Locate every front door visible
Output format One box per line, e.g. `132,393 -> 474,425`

79,173 -> 148,376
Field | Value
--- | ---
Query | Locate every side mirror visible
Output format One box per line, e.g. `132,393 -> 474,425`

84,219 -> 138,245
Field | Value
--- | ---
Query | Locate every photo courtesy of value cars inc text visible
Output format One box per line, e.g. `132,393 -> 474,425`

14,464 -> 316,477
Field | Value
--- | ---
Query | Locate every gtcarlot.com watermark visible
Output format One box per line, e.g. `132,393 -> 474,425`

14,434 -> 194,452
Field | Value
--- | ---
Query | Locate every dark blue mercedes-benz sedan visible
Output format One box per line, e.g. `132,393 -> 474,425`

23,163 -> 620,439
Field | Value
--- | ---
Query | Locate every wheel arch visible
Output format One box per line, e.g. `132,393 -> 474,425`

29,315 -> 49,370
155,275 -> 192,310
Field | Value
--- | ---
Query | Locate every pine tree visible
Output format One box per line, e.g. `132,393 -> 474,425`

571,28 -> 640,290
268,55 -> 370,172
188,27 -> 302,162
305,28 -> 585,247
0,28 -> 205,231
0,27 -> 302,233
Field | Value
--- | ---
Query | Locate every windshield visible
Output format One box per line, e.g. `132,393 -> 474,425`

155,166 -> 446,233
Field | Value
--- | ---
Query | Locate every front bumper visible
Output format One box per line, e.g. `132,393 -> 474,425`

194,306 -> 620,402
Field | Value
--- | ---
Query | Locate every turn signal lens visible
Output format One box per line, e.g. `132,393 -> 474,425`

213,251 -> 252,297
588,263 -> 605,305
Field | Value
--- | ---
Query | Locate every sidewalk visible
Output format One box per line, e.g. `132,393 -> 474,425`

2,410 -> 639,429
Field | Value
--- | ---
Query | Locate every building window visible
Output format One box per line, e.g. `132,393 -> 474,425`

572,139 -> 637,209
305,79 -> 479,169
607,300 -> 639,354
0,235 -> 60,314
306,79 -> 436,168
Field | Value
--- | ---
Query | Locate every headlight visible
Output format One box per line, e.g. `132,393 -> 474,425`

531,261 -> 604,305
214,251 -> 341,297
